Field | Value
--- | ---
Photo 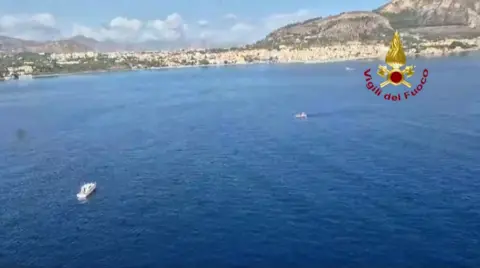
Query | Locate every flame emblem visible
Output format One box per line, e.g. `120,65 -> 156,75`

377,31 -> 415,87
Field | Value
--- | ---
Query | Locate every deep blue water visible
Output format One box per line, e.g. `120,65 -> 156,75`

0,56 -> 479,268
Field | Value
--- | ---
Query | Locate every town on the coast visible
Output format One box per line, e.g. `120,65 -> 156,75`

1,37 -> 478,80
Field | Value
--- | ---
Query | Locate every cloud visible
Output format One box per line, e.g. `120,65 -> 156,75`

72,17 -> 144,41
72,13 -> 188,43
0,13 -> 61,40
143,13 -> 188,42
230,22 -> 254,32
192,22 -> 259,48
195,9 -> 315,47
211,9 -> 314,46
72,9 -> 316,48
223,13 -> 238,20
262,9 -> 314,31
109,17 -> 142,31
197,20 -> 209,27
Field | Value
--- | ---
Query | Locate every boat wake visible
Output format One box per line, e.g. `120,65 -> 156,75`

300,112 -> 321,118
301,107 -> 380,118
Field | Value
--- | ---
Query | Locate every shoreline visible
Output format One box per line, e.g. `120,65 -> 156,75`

32,68 -> 133,79
23,48 -> 479,80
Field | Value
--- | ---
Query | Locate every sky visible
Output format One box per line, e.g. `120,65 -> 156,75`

0,0 -> 389,46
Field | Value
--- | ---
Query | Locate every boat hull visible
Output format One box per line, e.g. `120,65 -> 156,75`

77,184 -> 96,200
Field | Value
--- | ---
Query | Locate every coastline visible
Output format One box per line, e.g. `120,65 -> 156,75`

32,68 -> 133,79
23,47 -> 479,80
29,59 -> 356,79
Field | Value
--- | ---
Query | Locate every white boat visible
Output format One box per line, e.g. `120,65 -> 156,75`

77,182 -> 96,200
295,112 -> 307,119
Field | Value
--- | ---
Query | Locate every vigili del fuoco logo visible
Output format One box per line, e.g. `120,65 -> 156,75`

363,31 -> 429,101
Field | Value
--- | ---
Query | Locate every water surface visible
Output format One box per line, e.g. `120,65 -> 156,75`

0,56 -> 479,267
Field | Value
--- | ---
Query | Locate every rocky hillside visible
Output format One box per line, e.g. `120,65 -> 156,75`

254,12 -> 394,48
0,36 -> 93,53
376,0 -> 480,28
254,0 -> 480,48
376,0 -> 480,39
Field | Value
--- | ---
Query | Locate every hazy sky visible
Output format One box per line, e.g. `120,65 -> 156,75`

0,0 -> 389,45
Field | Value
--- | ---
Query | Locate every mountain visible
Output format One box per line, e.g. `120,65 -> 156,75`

0,36 -> 93,53
375,0 -> 480,39
68,35 -> 134,52
254,12 -> 394,48
376,0 -> 480,28
0,35 -> 145,53
68,35 -> 99,49
0,34 -> 195,53
254,0 -> 480,49
66,35 -> 192,52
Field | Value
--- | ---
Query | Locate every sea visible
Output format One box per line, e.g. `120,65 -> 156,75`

0,55 -> 479,268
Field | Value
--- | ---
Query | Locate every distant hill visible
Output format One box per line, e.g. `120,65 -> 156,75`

253,0 -> 480,49
68,35 -> 138,52
0,36 -> 93,53
0,35 -> 189,54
